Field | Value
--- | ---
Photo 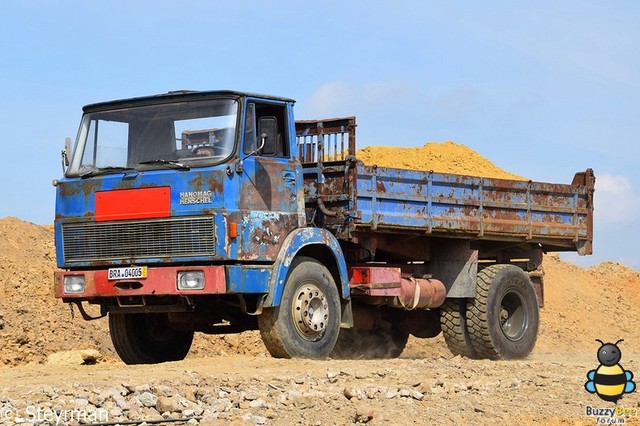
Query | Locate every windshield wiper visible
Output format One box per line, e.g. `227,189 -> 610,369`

80,166 -> 135,179
139,159 -> 190,171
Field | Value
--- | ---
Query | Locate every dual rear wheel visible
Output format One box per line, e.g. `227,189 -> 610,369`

441,264 -> 539,360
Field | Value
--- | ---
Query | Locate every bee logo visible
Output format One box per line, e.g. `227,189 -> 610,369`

585,339 -> 636,403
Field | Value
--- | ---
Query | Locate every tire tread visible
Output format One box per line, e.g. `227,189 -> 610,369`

466,265 -> 505,359
257,256 -> 340,359
466,264 -> 539,360
109,313 -> 193,365
440,299 -> 478,358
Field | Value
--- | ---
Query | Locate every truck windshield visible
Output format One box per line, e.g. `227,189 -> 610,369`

66,98 -> 238,177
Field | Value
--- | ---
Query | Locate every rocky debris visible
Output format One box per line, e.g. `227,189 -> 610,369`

46,349 -> 102,366
1,356 -> 633,425
354,405 -> 374,423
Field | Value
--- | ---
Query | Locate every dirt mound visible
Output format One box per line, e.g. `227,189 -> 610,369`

536,254 -> 640,355
0,217 -> 113,365
357,141 -> 527,180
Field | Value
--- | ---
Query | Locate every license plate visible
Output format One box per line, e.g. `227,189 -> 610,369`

107,266 -> 147,280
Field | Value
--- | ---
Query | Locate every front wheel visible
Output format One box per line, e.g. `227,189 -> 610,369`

466,264 -> 539,359
109,313 -> 194,364
258,257 -> 341,358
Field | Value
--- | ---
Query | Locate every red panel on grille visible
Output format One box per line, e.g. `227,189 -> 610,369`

95,187 -> 170,222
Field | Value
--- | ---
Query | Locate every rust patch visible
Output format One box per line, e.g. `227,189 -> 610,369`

240,213 -> 299,261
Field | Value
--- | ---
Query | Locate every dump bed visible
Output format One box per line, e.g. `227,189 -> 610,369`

296,117 -> 594,255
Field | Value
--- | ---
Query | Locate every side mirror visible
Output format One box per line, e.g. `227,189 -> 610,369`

236,117 -> 278,174
258,116 -> 278,156
64,137 -> 72,166
61,137 -> 72,173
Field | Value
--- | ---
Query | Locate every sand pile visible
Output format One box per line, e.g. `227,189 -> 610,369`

536,255 -> 640,354
0,217 -> 114,365
357,141 -> 527,180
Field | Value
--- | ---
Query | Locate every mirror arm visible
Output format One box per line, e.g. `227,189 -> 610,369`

235,133 -> 267,174
60,149 -> 67,174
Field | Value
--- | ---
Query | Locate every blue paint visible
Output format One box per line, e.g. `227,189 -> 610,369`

265,227 -> 350,307
225,265 -> 271,293
355,164 -> 590,242
55,166 -> 240,268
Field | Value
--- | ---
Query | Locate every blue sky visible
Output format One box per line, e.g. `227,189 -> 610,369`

1,1 -> 638,269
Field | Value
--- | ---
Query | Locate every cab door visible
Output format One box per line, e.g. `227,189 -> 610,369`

237,100 -> 301,261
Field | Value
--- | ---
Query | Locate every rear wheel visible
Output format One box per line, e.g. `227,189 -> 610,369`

440,299 -> 477,358
109,312 -> 194,364
466,264 -> 539,359
258,257 -> 341,358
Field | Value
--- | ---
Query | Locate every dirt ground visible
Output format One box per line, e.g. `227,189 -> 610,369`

1,142 -> 638,425
1,353 -> 638,426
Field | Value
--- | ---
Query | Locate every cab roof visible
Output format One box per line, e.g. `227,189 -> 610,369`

82,90 -> 296,113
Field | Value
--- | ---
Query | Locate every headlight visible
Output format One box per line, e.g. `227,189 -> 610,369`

177,271 -> 205,290
64,275 -> 85,294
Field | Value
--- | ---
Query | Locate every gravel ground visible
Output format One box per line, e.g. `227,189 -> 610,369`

1,353 -> 638,425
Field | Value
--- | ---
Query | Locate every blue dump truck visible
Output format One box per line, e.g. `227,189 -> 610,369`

53,90 -> 594,363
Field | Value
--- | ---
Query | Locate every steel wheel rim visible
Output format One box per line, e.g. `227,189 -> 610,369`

499,290 -> 528,341
291,282 -> 329,342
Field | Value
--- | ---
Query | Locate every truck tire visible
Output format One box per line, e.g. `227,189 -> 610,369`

258,256 -> 341,358
440,299 -> 478,358
109,313 -> 194,365
331,326 -> 409,359
466,264 -> 539,360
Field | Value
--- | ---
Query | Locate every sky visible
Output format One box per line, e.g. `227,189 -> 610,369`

0,1 -> 638,269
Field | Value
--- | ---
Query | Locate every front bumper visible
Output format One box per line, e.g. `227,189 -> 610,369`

54,265 -> 226,299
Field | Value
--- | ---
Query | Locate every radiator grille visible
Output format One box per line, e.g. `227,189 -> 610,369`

62,216 -> 215,263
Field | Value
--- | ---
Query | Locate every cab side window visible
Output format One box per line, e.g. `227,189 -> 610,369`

243,102 -> 288,157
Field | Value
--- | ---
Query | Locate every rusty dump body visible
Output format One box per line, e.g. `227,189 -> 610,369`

297,117 -> 594,262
